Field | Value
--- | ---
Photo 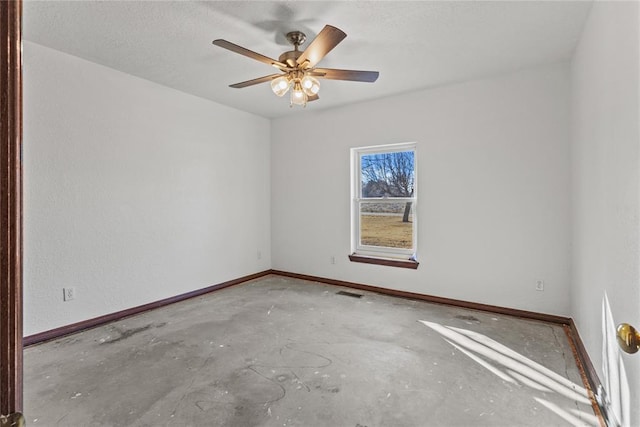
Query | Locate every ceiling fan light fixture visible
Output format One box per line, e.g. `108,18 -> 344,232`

301,75 -> 320,96
290,81 -> 308,107
271,76 -> 290,97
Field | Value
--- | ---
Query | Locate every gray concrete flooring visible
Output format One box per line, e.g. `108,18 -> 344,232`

24,275 -> 599,426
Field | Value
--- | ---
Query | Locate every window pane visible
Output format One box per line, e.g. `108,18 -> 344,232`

360,202 -> 413,249
361,150 -> 415,198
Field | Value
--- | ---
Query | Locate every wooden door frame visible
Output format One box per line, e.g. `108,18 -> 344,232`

0,0 -> 24,422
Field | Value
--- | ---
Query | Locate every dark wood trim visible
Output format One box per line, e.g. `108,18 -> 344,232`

24,270 -> 271,346
567,320 -> 602,394
24,268 -> 573,347
348,254 -> 419,269
270,270 -> 571,325
0,0 -> 23,416
564,323 -> 606,427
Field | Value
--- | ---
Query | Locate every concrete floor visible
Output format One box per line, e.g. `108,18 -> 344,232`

24,275 -> 599,426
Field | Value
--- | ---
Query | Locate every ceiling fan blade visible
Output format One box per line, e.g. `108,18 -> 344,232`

308,94 -> 320,102
213,39 -> 288,70
229,74 -> 282,89
312,68 -> 379,82
296,25 -> 347,68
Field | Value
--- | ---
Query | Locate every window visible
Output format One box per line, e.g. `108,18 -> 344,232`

350,143 -> 418,268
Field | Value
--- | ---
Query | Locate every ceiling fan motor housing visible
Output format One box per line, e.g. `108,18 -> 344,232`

285,31 -> 306,48
279,50 -> 303,68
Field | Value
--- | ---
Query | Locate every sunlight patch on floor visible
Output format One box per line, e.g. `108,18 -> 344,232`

420,320 -> 598,427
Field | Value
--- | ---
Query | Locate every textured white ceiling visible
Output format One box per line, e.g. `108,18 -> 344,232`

23,1 -> 592,119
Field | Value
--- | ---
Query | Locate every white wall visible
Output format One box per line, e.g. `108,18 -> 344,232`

23,42 -> 271,336
272,63 -> 571,316
570,2 -> 639,425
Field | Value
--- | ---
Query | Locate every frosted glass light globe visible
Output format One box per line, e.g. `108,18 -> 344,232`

271,76 -> 290,97
301,75 -> 320,96
290,81 -> 308,106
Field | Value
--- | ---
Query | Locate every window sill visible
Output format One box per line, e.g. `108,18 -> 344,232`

348,254 -> 419,269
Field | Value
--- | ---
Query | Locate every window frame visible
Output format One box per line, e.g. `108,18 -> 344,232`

351,142 -> 418,264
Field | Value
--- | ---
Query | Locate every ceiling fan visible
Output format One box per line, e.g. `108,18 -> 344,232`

212,25 -> 379,107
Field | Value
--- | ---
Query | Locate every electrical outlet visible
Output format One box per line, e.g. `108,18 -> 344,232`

535,280 -> 544,291
63,287 -> 76,301
257,250 -> 262,260
330,256 -> 336,265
